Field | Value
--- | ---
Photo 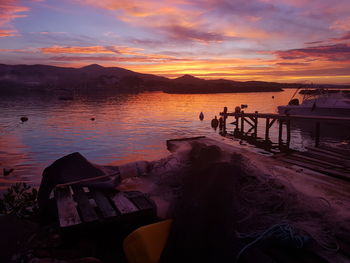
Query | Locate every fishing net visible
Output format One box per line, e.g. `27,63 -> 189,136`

153,141 -> 348,262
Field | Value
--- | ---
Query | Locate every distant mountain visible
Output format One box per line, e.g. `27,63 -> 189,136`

167,74 -> 284,93
1,64 -> 347,96
0,64 -> 168,95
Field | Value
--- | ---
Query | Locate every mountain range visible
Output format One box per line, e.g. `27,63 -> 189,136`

0,64 -> 347,96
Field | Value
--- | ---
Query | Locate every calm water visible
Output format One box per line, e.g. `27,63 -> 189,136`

0,90 -> 348,190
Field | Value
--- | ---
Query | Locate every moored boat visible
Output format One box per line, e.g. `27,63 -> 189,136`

278,89 -> 350,116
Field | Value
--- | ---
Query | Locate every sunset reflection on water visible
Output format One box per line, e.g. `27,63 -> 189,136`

0,89 -> 340,189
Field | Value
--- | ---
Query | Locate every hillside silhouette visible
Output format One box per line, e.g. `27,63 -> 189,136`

2,64 -> 346,95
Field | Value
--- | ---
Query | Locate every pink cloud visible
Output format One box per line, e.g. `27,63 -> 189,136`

0,29 -> 16,37
0,0 -> 32,37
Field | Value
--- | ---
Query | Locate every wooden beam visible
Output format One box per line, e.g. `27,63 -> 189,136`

110,192 -> 138,214
71,186 -> 99,223
90,189 -> 117,218
54,186 -> 81,227
221,112 -> 350,123
268,118 -> 277,129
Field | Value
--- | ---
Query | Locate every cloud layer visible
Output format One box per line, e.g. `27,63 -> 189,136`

0,0 -> 349,83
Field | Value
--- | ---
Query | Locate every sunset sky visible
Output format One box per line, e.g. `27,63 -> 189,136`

0,0 -> 349,84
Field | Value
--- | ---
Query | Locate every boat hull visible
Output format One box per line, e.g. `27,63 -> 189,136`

277,105 -> 350,117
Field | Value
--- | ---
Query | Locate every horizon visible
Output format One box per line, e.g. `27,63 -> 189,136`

0,0 -> 350,85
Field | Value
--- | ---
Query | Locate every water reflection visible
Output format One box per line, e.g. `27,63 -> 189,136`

0,90 -> 348,190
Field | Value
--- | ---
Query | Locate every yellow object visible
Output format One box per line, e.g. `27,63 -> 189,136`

123,219 -> 173,263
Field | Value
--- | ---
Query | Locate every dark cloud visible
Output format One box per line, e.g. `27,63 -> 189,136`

276,43 -> 350,61
277,62 -> 310,66
161,25 -> 227,43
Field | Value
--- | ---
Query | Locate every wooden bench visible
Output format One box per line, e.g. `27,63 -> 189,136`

54,180 -> 156,229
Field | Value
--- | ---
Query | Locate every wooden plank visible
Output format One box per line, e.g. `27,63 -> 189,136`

298,151 -> 346,166
130,195 -> 155,211
279,157 -> 350,181
90,189 -> 118,218
286,155 -> 333,169
222,112 -> 350,122
290,153 -> 345,168
110,192 -> 139,214
307,146 -> 350,160
71,186 -> 99,223
56,173 -> 119,188
54,186 -> 81,227
322,145 -> 350,156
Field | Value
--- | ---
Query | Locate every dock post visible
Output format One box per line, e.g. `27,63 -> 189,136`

253,111 -> 258,138
315,122 -> 320,147
278,120 -> 283,150
286,119 -> 291,149
240,110 -> 244,135
223,107 -> 227,133
265,118 -> 270,141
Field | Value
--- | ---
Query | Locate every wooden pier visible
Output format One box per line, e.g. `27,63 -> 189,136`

219,107 -> 350,179
220,107 -> 350,151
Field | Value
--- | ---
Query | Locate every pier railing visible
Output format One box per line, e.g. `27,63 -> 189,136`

219,107 -> 350,151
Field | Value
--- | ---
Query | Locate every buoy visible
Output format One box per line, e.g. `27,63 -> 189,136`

90,118 -> 95,121
272,96 -> 275,99
241,104 -> 248,109
211,116 -> 219,129
199,112 -> 204,121
20,116 -> 28,122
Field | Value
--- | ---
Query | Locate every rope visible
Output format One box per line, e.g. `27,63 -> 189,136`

235,223 -> 310,262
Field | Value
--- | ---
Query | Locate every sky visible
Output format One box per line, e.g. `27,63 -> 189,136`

0,0 -> 350,84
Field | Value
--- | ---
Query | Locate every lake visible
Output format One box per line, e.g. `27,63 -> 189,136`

0,89 -> 348,190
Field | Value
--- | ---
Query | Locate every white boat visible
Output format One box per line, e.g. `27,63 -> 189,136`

278,89 -> 350,116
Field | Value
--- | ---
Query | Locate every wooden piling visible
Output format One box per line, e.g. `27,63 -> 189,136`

253,111 -> 258,138
265,118 -> 270,141
286,119 -> 291,148
278,120 -> 283,149
223,107 -> 227,133
240,110 -> 244,134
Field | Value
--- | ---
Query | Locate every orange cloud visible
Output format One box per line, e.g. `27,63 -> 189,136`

41,45 -> 143,55
0,29 -> 16,37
